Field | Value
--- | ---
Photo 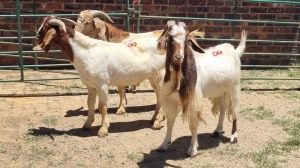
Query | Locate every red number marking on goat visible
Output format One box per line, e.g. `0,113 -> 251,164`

212,50 -> 222,56
126,42 -> 137,47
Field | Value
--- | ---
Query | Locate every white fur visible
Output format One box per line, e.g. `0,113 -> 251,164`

57,29 -> 166,137
158,27 -> 247,157
74,10 -> 166,125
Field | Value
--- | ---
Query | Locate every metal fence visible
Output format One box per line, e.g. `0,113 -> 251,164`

0,0 -> 299,83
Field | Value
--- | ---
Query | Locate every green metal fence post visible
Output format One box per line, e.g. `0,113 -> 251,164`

126,0 -> 131,32
136,0 -> 141,33
33,0 -> 39,70
16,0 -> 24,81
232,0 -> 238,38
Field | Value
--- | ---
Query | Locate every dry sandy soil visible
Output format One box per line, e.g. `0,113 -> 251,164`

0,69 -> 299,168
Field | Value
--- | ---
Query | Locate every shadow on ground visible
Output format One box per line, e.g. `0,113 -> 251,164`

28,126 -> 230,167
64,104 -> 156,117
28,118 -> 153,138
137,133 -> 230,168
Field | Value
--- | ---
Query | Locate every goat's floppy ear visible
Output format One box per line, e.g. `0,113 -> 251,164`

157,36 -> 167,55
156,20 -> 176,55
93,18 -> 108,41
33,28 -> 56,57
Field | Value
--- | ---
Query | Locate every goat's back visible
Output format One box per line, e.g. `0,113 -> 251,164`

194,43 -> 241,98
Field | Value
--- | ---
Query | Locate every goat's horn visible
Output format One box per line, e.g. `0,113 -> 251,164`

178,21 -> 186,27
48,18 -> 66,32
157,20 -> 176,42
57,17 -> 78,25
90,10 -> 114,24
37,15 -> 57,35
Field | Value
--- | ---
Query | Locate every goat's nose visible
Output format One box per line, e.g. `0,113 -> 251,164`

175,55 -> 183,60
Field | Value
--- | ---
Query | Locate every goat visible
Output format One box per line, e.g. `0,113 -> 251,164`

73,10 -> 161,117
73,10 -> 205,129
33,16 -> 167,137
156,20 -> 247,157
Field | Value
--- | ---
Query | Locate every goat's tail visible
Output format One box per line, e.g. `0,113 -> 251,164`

235,30 -> 247,58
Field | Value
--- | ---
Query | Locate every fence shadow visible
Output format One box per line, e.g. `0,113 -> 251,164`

137,133 -> 230,168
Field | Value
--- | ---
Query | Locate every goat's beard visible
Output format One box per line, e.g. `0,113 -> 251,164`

168,64 -> 183,95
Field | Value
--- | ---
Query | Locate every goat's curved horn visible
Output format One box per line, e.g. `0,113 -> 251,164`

57,17 -> 78,25
48,18 -> 66,32
90,10 -> 114,24
178,21 -> 186,27
157,20 -> 176,42
36,15 -> 57,35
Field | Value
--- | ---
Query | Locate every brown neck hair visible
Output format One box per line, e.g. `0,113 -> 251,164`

163,34 -> 197,114
51,26 -> 75,62
104,22 -> 130,42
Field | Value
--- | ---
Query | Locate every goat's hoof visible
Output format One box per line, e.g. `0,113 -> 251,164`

187,145 -> 198,157
82,123 -> 92,130
151,123 -> 162,130
157,147 -> 168,153
230,137 -> 238,144
98,131 -> 108,138
230,132 -> 238,143
116,109 -> 126,115
186,150 -> 198,157
211,131 -> 220,138
98,128 -> 108,138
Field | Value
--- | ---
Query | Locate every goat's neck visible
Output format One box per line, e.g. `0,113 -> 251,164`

104,23 -> 130,42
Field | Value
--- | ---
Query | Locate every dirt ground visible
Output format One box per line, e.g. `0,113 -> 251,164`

0,69 -> 299,168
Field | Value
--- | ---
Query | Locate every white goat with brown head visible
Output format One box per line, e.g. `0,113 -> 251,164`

73,10 -> 205,129
74,10 -> 165,119
156,20 -> 247,157
33,16 -> 167,137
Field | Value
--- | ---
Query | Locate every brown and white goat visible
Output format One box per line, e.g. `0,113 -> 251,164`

73,10 -> 205,129
33,17 -> 167,137
156,21 -> 247,157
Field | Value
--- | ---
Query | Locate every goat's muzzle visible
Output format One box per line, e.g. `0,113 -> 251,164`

173,54 -> 184,65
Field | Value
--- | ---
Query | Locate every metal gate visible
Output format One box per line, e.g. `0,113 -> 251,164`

0,0 -> 299,83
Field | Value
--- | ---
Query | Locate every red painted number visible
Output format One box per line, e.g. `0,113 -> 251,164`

127,42 -> 137,47
212,50 -> 222,56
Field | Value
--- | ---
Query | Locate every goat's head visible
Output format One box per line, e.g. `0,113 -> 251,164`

74,10 -> 114,40
33,17 -> 74,60
158,21 -> 203,94
157,21 -> 204,66
157,21 -> 204,70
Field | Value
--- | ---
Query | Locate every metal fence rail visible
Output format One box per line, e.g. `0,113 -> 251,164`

0,0 -> 299,83
0,0 -> 133,82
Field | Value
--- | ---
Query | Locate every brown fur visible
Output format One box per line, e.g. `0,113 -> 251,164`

178,42 -> 197,114
163,27 -> 197,114
104,23 -> 130,42
35,23 -> 74,62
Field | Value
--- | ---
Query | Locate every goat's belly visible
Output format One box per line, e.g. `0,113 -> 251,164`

109,72 -> 151,86
201,82 -> 232,98
199,73 -> 236,98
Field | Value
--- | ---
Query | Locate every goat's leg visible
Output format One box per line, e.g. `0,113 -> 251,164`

230,85 -> 240,143
97,86 -> 110,138
148,79 -> 164,129
151,89 -> 164,129
157,100 -> 179,152
187,111 -> 200,157
116,86 -> 126,115
212,96 -> 226,138
83,87 -> 97,129
231,119 -> 238,143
